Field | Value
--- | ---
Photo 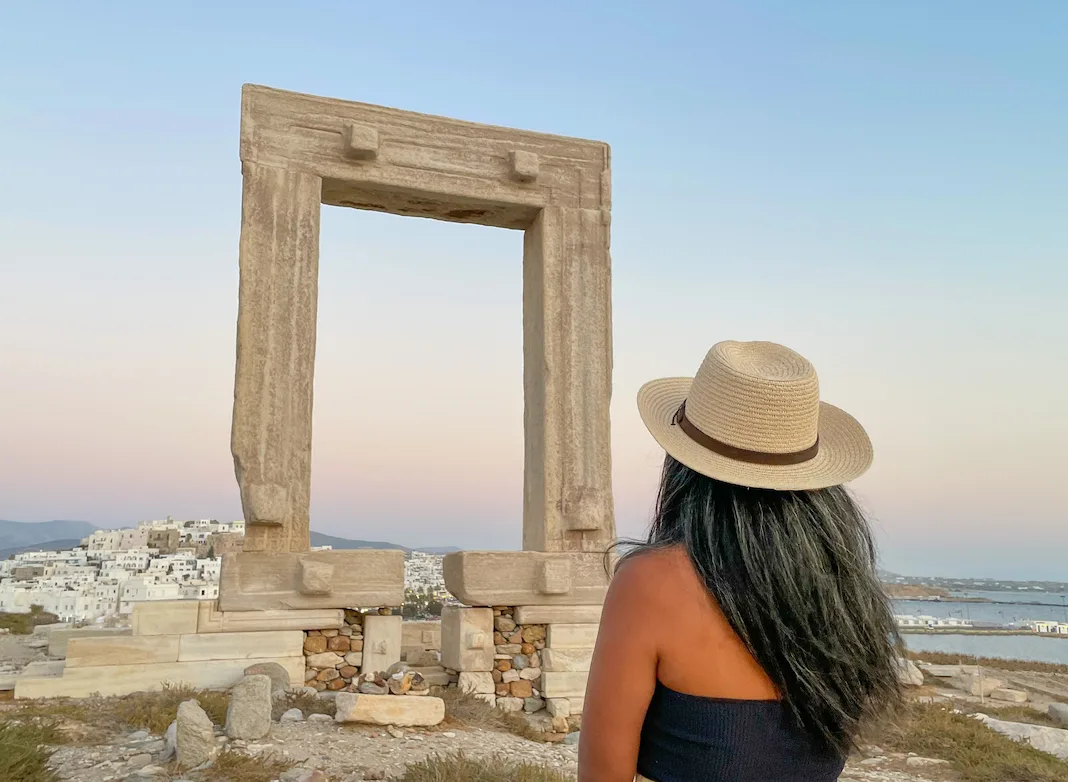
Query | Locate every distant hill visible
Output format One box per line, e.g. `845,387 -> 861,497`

0,539 -> 87,560
0,520 -> 97,551
309,531 -> 460,555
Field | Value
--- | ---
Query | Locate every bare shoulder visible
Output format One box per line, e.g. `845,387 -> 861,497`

608,545 -> 702,615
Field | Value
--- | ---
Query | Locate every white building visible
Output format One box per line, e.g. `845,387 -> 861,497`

1032,621 -> 1068,635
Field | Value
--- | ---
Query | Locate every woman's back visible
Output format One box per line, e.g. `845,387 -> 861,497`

581,546 -> 846,781
578,341 -> 903,781
623,547 -> 844,782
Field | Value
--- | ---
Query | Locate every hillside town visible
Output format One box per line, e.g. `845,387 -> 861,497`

0,519 -> 450,624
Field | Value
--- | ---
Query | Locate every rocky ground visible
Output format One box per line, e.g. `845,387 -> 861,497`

5,653 -> 1068,781
41,716 -> 959,782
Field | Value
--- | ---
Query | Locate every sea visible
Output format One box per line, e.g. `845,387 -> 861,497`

894,590 -> 1068,665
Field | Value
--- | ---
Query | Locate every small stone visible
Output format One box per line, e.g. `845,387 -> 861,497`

344,652 -> 363,668
502,669 -> 520,683
303,636 -> 328,654
358,681 -> 389,695
410,672 -> 429,692
521,642 -> 535,655
522,625 -> 547,643
128,753 -> 152,768
520,667 -> 542,681
512,654 -> 530,669
244,662 -> 291,697
176,700 -> 216,769
305,668 -> 318,682
546,698 -> 571,718
338,625 -> 352,637
494,632 -> 506,645
280,708 -> 304,723
307,652 -> 345,669
317,668 -> 340,682
510,680 -> 534,698
496,644 -> 522,655
551,715 -> 569,732
491,669 -> 503,683
386,661 -> 409,677
496,696 -> 524,713
388,673 -> 413,695
135,766 -> 167,777
530,651 -> 541,668
442,731 -> 456,738
308,713 -> 333,723
339,665 -> 359,679
378,607 -> 392,615
387,725 -> 404,739
496,660 -> 512,672
495,616 -> 516,633
328,678 -> 347,691
327,635 -> 350,652
495,683 -> 511,697
313,681 -> 327,692
226,674 -> 273,740
321,629 -> 339,638
906,757 -> 950,768
524,697 -> 545,713
507,630 -> 524,644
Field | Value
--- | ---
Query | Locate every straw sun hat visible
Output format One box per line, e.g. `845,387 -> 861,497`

637,341 -> 873,491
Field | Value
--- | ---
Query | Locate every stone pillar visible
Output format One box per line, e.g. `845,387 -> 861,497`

231,162 -> 322,553
440,606 -> 494,673
362,614 -> 403,676
522,207 -> 615,553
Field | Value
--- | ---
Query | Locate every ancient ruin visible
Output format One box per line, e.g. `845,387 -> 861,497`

18,85 -> 614,720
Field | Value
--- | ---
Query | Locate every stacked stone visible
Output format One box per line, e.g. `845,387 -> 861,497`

487,607 -> 547,712
302,609 -> 367,691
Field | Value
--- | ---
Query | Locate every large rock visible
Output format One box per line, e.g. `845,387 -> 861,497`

334,693 -> 444,726
974,714 -> 1068,760
894,658 -> 924,687
1049,703 -> 1068,728
990,688 -> 1028,703
226,674 -> 272,740
950,672 -> 1003,697
176,699 -> 217,769
244,662 -> 291,696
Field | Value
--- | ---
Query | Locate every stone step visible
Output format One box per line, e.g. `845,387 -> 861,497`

15,656 -> 303,699
334,692 -> 445,727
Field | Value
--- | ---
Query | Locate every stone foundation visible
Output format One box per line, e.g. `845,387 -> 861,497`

302,608 -> 368,691
446,604 -> 597,715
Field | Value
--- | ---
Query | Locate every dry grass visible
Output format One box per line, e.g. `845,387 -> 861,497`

9,684 -> 229,736
271,689 -> 335,721
908,650 -> 1068,676
397,751 -> 574,782
962,702 -> 1061,728
438,689 -> 551,742
870,701 -> 1068,782
0,719 -> 64,782
0,608 -> 60,635
194,750 -> 294,782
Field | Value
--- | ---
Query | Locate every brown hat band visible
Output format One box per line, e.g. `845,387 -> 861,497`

672,401 -> 820,466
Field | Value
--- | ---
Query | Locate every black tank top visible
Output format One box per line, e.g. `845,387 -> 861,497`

637,682 -> 845,781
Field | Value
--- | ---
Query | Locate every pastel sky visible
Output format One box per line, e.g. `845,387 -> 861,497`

1,2 -> 1065,580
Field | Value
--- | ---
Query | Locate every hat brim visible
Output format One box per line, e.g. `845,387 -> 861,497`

637,377 -> 873,491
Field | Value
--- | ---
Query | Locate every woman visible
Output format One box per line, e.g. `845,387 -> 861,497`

579,341 -> 903,782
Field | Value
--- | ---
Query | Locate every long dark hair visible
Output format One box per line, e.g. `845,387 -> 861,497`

619,455 -> 903,755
